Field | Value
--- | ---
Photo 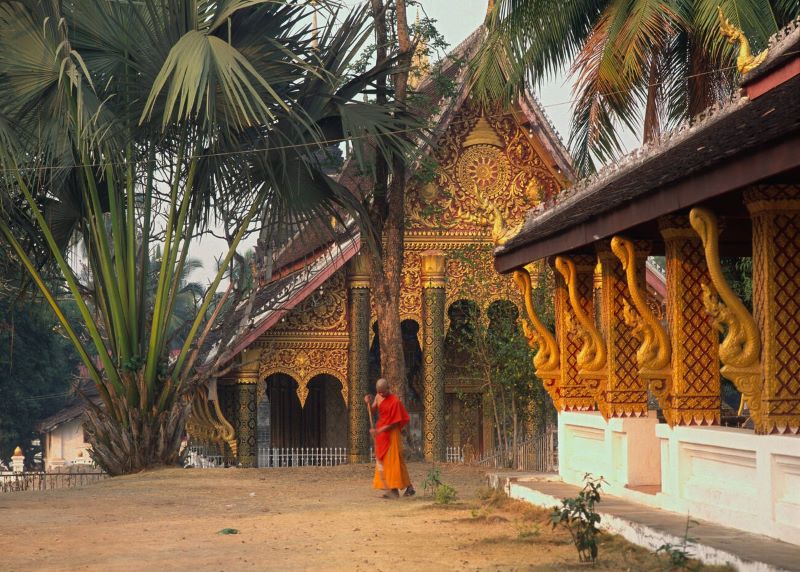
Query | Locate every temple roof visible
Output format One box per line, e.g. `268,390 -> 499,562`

494,18 -> 800,273
269,24 -> 574,275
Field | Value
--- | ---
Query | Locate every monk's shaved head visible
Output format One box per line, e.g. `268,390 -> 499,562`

376,378 -> 389,391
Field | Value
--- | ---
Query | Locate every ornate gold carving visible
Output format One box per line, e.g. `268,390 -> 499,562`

271,271 -> 347,333
406,102 -> 560,234
456,145 -> 510,193
421,250 -> 446,288
555,257 -> 606,374
718,7 -> 768,74
745,186 -> 800,434
422,275 -> 446,461
659,214 -> 721,426
596,242 -> 649,418
463,115 -> 504,148
513,268 -> 561,404
258,343 -> 349,407
611,237 -> 673,417
690,208 -> 762,427
186,385 -> 238,457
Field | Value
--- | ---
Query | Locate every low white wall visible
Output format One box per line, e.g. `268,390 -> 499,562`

558,411 -> 661,495
656,424 -> 800,546
557,412 -> 800,545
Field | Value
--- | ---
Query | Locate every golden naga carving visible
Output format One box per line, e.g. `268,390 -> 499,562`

512,268 -> 561,404
718,7 -> 768,74
472,183 -> 522,246
554,256 -> 607,375
689,207 -> 763,427
186,385 -> 238,457
611,237 -> 674,417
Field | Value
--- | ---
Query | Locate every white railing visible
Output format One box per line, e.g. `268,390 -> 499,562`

473,429 -> 558,472
445,446 -> 464,463
184,444 -> 226,468
259,447 -> 348,468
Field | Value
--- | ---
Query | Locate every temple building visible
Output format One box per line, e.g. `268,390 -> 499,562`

196,27 -> 575,468
493,20 -> 800,545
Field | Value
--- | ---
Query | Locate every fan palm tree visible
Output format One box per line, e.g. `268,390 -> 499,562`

474,0 -> 799,174
0,0 -> 411,474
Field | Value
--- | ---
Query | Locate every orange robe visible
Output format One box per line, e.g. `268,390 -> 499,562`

372,394 -> 411,490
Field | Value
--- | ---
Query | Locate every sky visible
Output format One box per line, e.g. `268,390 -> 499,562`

190,0 -> 635,284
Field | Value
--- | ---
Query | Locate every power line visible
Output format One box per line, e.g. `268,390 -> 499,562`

0,52 -> 790,176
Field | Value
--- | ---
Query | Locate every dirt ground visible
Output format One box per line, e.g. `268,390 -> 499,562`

0,463 -> 731,571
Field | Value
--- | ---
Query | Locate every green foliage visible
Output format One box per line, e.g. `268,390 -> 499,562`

0,0 -> 413,474
550,473 -> 604,563
422,465 -> 458,504
434,483 -> 458,505
422,465 -> 444,493
475,1 -> 800,175
0,294 -> 80,463
656,515 -> 699,571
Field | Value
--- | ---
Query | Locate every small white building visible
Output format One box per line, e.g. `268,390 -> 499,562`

36,399 -> 99,471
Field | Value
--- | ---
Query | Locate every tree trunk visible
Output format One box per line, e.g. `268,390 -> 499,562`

366,0 -> 413,402
83,388 -> 189,476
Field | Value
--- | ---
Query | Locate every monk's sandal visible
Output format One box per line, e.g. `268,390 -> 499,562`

404,486 -> 416,497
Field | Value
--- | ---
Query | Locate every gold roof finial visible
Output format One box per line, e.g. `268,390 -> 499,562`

408,11 -> 430,90
718,6 -> 768,74
12,446 -> 23,457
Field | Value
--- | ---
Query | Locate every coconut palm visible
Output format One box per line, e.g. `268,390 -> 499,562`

474,0 -> 799,174
0,0 -> 411,474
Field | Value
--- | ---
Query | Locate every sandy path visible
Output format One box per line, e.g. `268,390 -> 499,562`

0,463 -> 721,571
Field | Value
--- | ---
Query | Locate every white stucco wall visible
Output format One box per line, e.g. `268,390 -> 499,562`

45,417 -> 92,470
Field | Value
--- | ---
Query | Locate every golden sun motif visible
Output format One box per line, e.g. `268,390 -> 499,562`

455,145 -> 511,196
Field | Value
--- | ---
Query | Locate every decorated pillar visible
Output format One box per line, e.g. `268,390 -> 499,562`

611,236 -> 673,417
347,254 -> 371,462
228,352 -> 259,467
421,250 -> 446,462
553,255 -> 604,411
745,186 -> 800,434
661,214 -> 720,426
595,241 -> 649,417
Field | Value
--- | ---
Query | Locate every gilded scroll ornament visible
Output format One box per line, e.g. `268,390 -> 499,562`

689,208 -> 763,428
513,268 -> 561,405
186,385 -> 238,457
718,7 -> 768,74
611,237 -> 673,419
555,257 -> 607,375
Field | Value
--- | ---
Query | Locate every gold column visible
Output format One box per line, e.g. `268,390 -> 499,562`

661,214 -> 721,426
553,255 -> 603,411
421,250 -> 446,462
347,254 -> 371,462
232,352 -> 259,467
745,186 -> 800,434
596,241 -> 649,417
611,237 -> 673,418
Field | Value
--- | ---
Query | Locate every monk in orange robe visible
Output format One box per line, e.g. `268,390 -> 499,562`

365,378 -> 416,499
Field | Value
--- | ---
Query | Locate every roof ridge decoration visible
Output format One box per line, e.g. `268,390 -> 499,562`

507,91 -> 747,242
718,6 -> 768,74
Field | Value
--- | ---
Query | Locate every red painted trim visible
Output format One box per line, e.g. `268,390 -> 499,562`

226,236 -> 361,359
746,57 -> 800,100
646,267 -> 667,300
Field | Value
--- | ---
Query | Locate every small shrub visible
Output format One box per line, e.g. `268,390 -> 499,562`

550,473 -> 604,563
422,466 -> 457,504
657,515 -> 699,571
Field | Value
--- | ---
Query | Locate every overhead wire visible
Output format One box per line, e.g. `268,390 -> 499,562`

1,51 -> 795,176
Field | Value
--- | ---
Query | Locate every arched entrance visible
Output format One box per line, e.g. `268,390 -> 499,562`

444,300 -> 485,456
258,372 -> 348,465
